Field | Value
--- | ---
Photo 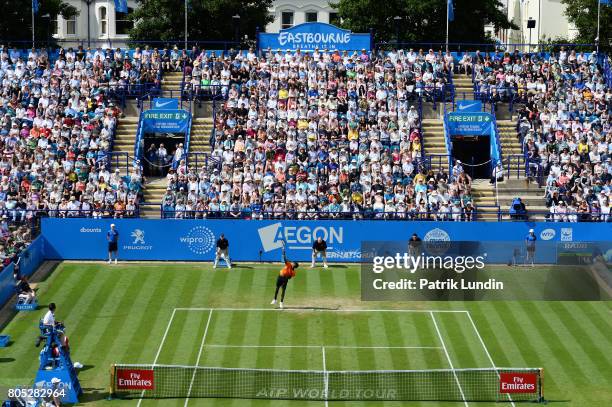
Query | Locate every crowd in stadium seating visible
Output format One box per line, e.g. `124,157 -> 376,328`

519,51 -> 609,222
471,48 -> 611,221
161,48 -> 486,220
0,45 -> 152,260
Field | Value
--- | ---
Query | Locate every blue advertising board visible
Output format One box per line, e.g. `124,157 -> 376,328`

19,236 -> 45,278
152,98 -> 179,110
0,263 -> 15,309
41,218 -> 611,263
0,236 -> 45,309
258,22 -> 371,51
447,112 -> 493,135
455,100 -> 483,113
142,109 -> 190,133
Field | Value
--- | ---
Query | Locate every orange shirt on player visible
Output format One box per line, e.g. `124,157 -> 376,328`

280,262 -> 296,278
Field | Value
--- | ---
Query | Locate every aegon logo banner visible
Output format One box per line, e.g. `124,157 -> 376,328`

258,223 -> 343,252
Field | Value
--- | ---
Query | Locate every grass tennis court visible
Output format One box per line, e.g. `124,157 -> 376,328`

0,262 -> 611,406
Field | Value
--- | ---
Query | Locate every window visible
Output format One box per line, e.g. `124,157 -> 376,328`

281,12 -> 294,29
329,12 -> 340,26
305,12 -> 317,23
99,7 -> 107,36
66,14 -> 77,36
115,7 -> 134,35
51,16 -> 59,36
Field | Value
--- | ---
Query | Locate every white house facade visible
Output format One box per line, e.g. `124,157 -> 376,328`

265,0 -> 339,32
54,0 -> 137,48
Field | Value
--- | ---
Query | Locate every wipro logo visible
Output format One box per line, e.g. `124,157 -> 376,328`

180,226 -> 216,255
258,223 -> 343,252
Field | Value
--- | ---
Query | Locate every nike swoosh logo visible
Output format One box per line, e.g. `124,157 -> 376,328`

155,100 -> 175,108
458,103 -> 479,110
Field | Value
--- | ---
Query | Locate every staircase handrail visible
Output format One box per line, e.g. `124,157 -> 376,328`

442,112 -> 453,173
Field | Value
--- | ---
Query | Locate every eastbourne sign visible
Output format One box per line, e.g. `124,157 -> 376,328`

258,22 -> 371,51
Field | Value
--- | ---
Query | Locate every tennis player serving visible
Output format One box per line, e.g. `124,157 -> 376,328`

270,243 -> 299,309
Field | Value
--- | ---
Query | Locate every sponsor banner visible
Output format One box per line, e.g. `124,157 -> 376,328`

116,369 -> 154,390
447,112 -> 493,135
499,373 -> 538,394
0,236 -> 45,309
0,262 -> 16,308
152,98 -> 179,110
455,100 -> 483,113
19,236 -> 45,278
34,369 -> 80,403
142,109 -> 190,133
258,22 -> 371,51
41,219 -> 611,263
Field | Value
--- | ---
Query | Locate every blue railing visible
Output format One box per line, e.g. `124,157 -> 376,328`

603,56 -> 612,89
442,113 -> 453,173
447,67 -> 455,108
373,43 -> 597,54
427,154 -> 453,173
134,109 -> 145,164
186,152 -> 222,172
491,116 -> 502,171
182,84 -> 228,101
104,152 -> 131,176
184,112 -> 193,165
160,208 -> 480,221
158,207 -> 611,222
505,154 -> 526,179
474,86 -> 524,114
417,96 -> 424,159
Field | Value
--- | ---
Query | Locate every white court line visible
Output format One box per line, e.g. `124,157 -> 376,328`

184,309 -> 213,407
175,307 -> 468,313
201,344 -> 442,349
466,311 -> 516,407
430,312 -> 469,407
136,308 -> 177,407
322,346 -> 329,407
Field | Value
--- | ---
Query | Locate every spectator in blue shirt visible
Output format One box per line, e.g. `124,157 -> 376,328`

106,223 -> 119,264
525,229 -> 537,266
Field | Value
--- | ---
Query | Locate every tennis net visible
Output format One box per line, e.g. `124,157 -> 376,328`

110,364 -> 544,402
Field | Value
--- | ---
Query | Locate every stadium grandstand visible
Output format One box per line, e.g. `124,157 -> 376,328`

0,5 -> 611,406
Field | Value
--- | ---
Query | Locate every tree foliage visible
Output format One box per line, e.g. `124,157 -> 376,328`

331,0 -> 517,46
0,0 -> 77,46
129,0 -> 273,44
562,0 -> 612,51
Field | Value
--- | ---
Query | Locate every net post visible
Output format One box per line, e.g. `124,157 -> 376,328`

108,364 -> 116,400
538,367 -> 545,403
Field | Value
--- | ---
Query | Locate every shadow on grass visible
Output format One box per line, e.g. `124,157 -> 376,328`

79,388 -> 108,403
0,357 -> 15,362
77,364 -> 95,373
